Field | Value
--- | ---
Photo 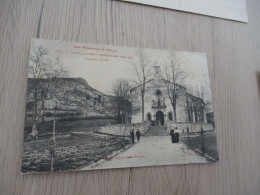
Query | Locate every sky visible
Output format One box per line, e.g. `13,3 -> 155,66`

30,39 -> 211,98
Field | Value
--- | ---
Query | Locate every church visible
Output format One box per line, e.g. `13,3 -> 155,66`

130,66 -> 208,126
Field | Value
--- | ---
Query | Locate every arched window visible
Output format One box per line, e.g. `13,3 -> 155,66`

195,112 -> 199,122
168,112 -> 173,121
147,113 -> 151,121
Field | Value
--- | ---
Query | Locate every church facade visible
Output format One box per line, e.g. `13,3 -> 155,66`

130,66 -> 208,126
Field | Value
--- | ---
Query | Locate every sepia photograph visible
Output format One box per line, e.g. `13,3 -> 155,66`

21,39 -> 219,173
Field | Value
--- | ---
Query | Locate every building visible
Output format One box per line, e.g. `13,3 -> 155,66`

130,66 -> 208,126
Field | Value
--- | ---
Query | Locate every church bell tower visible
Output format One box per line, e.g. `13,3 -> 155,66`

153,65 -> 161,79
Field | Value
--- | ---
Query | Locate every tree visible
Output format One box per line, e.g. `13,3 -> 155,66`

194,84 -> 212,128
161,52 -> 186,122
129,48 -> 154,122
28,43 -> 68,131
111,79 -> 132,124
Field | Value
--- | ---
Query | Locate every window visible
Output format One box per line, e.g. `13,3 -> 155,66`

156,90 -> 162,107
195,113 -> 198,122
168,112 -> 173,121
147,113 -> 151,121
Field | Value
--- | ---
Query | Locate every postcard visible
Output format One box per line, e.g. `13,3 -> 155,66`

21,39 -> 219,173
119,0 -> 248,22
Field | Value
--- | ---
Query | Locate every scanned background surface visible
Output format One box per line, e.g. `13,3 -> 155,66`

120,0 -> 248,22
0,0 -> 259,194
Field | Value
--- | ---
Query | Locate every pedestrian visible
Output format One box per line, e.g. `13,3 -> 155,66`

136,129 -> 141,141
201,127 -> 204,135
175,131 -> 180,143
131,129 -> 135,143
174,127 -> 180,143
170,129 -> 175,143
186,127 -> 189,138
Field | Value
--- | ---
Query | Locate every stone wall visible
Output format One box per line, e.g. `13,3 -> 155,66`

166,121 -> 214,133
97,122 -> 151,136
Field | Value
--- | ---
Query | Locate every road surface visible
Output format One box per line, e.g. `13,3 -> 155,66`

83,134 -> 208,170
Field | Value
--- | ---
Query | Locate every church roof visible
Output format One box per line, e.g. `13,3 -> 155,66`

130,78 -> 186,92
130,78 -> 204,104
129,79 -> 153,92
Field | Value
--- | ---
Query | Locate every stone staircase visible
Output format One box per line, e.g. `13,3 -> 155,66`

144,125 -> 169,136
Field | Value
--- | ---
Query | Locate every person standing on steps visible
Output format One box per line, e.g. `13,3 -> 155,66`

136,129 -> 141,142
130,129 -> 135,143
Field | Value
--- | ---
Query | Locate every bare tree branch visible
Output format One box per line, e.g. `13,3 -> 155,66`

161,52 -> 187,122
129,48 -> 154,122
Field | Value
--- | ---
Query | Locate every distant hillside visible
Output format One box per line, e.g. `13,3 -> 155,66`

26,77 -> 115,118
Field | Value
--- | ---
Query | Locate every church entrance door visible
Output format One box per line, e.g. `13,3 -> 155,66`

156,111 -> 164,126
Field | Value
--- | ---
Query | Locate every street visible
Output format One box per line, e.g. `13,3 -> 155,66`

83,132 -> 208,170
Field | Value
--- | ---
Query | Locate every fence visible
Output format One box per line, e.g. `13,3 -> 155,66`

166,122 -> 214,133
97,122 -> 151,136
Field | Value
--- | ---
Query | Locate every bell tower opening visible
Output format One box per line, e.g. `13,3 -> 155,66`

153,66 -> 161,78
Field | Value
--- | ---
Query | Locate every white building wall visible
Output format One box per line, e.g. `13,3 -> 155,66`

130,66 -> 211,125
131,78 -> 187,124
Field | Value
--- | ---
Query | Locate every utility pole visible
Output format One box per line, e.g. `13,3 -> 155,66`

50,119 -> 56,171
105,130 -> 107,159
53,119 -> 56,142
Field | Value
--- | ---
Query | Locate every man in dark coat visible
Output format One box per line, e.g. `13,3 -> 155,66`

136,129 -> 141,141
201,127 -> 204,135
174,127 -> 180,143
170,129 -> 175,143
130,129 -> 135,143
175,132 -> 180,143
